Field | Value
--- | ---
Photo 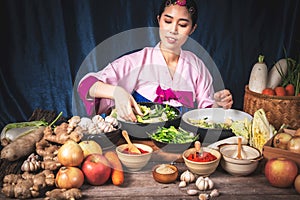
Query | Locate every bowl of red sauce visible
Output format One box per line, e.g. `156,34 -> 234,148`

116,143 -> 153,172
182,147 -> 221,176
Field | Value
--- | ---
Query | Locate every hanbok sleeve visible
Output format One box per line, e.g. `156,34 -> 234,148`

194,59 -> 215,108
77,53 -> 140,115
77,76 -> 100,115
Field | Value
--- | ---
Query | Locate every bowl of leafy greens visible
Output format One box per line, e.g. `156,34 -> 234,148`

113,102 -> 181,139
148,126 -> 199,153
180,108 -> 252,145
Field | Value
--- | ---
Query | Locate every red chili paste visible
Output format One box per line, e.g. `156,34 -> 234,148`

122,147 -> 149,154
187,152 -> 217,162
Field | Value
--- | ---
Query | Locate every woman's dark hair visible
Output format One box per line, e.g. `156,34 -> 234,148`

158,0 -> 198,27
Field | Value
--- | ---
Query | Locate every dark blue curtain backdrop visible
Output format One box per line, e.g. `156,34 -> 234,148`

1,0 -> 300,130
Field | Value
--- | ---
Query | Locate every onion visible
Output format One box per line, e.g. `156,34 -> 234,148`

287,136 -> 300,153
57,140 -> 84,167
55,166 -> 84,189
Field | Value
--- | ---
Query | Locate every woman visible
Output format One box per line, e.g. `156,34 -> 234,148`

78,0 -> 233,122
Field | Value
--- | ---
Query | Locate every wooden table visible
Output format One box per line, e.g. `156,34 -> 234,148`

79,139 -> 300,200
80,163 -> 299,200
1,140 -> 299,200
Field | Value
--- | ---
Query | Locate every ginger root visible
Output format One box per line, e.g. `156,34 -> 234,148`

67,116 -> 81,133
43,121 -> 83,145
35,119 -> 84,171
45,188 -> 82,200
2,170 -> 55,199
36,136 -> 61,171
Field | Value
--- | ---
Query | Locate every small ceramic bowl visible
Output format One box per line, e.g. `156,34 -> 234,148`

152,164 -> 179,184
219,144 -> 262,176
182,147 -> 221,176
116,143 -> 153,172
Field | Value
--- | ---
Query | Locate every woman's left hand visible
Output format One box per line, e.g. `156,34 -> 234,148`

213,89 -> 233,109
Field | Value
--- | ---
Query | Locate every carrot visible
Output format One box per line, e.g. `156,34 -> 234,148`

104,151 -> 124,186
262,88 -> 275,96
274,86 -> 286,96
285,84 -> 295,96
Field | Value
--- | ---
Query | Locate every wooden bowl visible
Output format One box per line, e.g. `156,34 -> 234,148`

152,164 -> 178,184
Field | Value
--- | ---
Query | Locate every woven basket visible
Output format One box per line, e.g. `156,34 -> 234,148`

243,85 -> 300,130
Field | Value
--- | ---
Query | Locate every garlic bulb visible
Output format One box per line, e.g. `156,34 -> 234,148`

195,176 -> 214,191
105,116 -> 118,126
92,115 -> 104,124
21,153 -> 41,172
180,170 -> 196,183
78,117 -> 92,132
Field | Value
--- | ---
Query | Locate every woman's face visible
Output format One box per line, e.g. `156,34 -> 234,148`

158,4 -> 196,53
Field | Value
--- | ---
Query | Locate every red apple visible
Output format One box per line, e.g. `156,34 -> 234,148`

265,157 -> 298,188
81,153 -> 111,186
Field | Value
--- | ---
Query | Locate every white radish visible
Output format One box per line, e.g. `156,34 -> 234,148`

266,58 -> 288,89
248,55 -> 268,93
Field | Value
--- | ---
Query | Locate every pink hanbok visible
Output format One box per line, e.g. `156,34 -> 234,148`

78,43 -> 215,115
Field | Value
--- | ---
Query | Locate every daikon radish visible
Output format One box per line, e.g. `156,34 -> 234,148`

266,58 -> 288,89
248,55 -> 268,93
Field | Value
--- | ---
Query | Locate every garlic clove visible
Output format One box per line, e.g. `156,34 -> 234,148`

207,178 -> 214,189
197,179 -> 206,191
199,193 -> 208,200
210,189 -> 220,197
187,189 -> 198,196
178,180 -> 187,188
195,176 -> 204,186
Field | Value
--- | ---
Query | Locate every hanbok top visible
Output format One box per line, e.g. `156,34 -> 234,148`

78,43 -> 215,115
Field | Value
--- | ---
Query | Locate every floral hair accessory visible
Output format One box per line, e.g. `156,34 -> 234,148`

175,0 -> 186,6
166,0 -> 186,7
165,0 -> 195,15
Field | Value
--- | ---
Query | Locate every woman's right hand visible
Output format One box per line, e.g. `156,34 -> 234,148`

113,86 -> 143,122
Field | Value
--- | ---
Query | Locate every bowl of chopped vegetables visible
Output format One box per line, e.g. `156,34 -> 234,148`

148,126 -> 199,153
114,102 -> 181,139
180,108 -> 252,145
